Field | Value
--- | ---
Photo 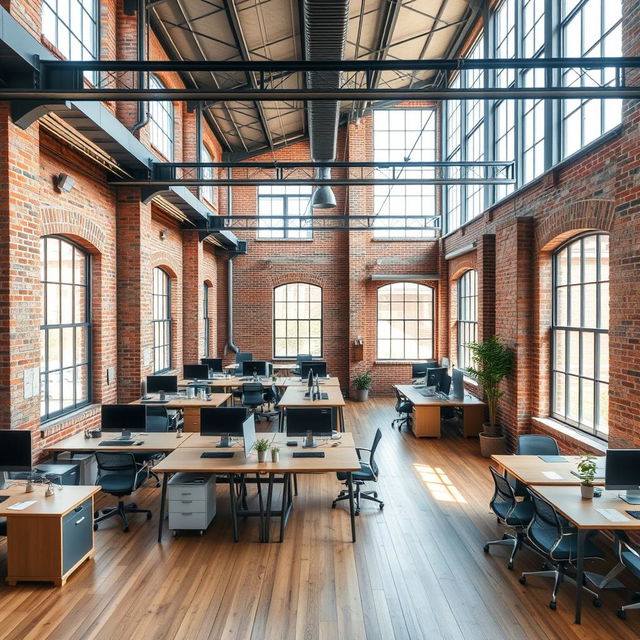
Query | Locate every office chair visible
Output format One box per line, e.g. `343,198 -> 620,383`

291,353 -> 313,377
133,405 -> 172,487
392,387 -> 412,431
241,383 -> 265,418
483,467 -> 534,569
234,351 -> 253,375
0,519 -> 6,537
94,452 -> 152,533
261,384 -> 281,422
517,434 -> 560,456
333,428 -> 384,515
519,488 -> 603,610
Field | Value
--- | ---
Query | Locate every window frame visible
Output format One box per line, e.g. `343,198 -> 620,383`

457,270 -> 478,371
257,185 -> 313,240
152,267 -> 172,374
202,282 -> 211,357
200,144 -> 215,206
40,235 -> 92,422
148,75 -> 175,162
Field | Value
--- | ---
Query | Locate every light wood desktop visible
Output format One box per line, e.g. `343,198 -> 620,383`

394,384 -> 485,438
279,376 -> 341,387
278,385 -> 346,432
178,376 -> 341,390
530,484 -> 640,624
491,454 -> 606,486
0,484 -> 100,586
180,432 -> 355,449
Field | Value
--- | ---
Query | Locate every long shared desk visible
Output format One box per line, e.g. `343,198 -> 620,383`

178,375 -> 341,390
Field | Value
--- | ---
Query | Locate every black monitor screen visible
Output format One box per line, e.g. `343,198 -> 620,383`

101,405 -> 147,432
0,430 -> 32,472
200,407 -> 248,436
147,375 -> 178,394
201,358 -> 223,373
605,449 -> 640,490
412,361 -> 438,378
451,368 -> 465,399
286,408 -> 333,437
242,361 -> 270,377
426,367 -> 447,389
300,361 -> 327,379
236,352 -> 253,363
184,364 -> 210,380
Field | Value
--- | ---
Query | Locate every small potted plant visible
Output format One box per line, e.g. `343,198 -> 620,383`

271,446 -> 280,463
254,438 -> 271,463
466,335 -> 515,457
352,370 -> 373,402
577,454 -> 598,499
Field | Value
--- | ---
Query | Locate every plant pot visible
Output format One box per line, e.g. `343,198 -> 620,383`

479,431 -> 507,457
581,484 -> 594,500
354,388 -> 369,402
257,450 -> 266,463
271,450 -> 280,463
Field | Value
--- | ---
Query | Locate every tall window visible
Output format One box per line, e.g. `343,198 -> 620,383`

202,283 -> 211,356
258,186 -> 312,239
373,109 -> 437,239
148,75 -> 174,161
377,283 -> 433,360
457,270 -> 478,370
552,234 -> 609,438
153,268 -> 171,373
200,145 -> 215,206
40,237 -> 90,421
273,283 -> 322,358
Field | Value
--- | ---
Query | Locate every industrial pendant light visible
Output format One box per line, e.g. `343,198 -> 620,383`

311,166 -> 336,209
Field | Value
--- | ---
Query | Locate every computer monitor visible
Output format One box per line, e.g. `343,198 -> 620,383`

300,361 -> 327,379
101,404 -> 147,433
184,364 -> 210,380
605,449 -> 640,504
201,358 -> 223,373
286,408 -> 333,448
200,407 -> 247,447
451,367 -> 465,399
242,360 -> 271,377
147,375 -> 178,394
0,430 -> 32,488
426,367 -> 447,391
440,373 -> 452,396
411,361 -> 438,379
242,414 -> 257,457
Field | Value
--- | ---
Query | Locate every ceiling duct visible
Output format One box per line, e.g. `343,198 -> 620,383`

303,0 -> 349,209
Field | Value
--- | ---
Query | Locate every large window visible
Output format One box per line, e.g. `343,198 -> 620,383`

40,237 -> 90,421
552,234 -> 609,439
273,283 -> 322,358
377,283 -> 434,360
148,75 -> 174,161
202,283 -> 211,357
200,145 -> 215,206
373,109 -> 437,239
457,270 -> 478,370
258,186 -> 312,239
153,268 -> 171,373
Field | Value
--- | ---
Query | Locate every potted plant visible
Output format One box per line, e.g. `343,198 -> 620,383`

253,438 -> 271,463
352,370 -> 373,402
577,454 -> 598,499
271,446 -> 280,463
466,335 -> 515,457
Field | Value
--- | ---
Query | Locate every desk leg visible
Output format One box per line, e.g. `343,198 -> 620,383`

279,473 -> 291,543
229,474 -> 239,543
338,407 -> 345,432
256,473 -> 265,543
265,474 -> 275,543
347,472 -> 356,542
157,473 -> 168,543
575,529 -> 586,624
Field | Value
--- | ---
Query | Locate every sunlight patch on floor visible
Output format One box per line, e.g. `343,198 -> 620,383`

413,463 -> 468,504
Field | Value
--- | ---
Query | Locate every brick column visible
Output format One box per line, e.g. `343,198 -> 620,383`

477,233 -> 496,341
182,230 -> 203,363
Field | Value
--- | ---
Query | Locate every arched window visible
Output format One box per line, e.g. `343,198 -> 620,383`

40,236 -> 91,420
457,270 -> 477,370
552,233 -> 609,438
273,283 -> 322,358
153,268 -> 172,373
202,282 -> 211,356
148,75 -> 174,161
377,283 -> 433,360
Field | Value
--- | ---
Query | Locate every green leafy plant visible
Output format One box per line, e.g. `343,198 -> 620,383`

352,370 -> 373,390
465,335 -> 515,437
576,454 -> 598,487
253,438 -> 271,453
271,446 -> 280,454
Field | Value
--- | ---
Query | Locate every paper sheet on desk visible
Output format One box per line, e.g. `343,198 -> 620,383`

542,471 -> 563,480
7,500 -> 37,510
596,508 -> 630,523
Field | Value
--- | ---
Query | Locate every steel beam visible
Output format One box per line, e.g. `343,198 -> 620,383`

110,178 -> 515,186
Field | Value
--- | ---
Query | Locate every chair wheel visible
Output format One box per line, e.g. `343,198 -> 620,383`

507,562 -> 514,570
379,503 -> 384,510
146,512 -> 152,520
199,530 -> 204,536
172,530 -> 177,537
617,609 -> 627,620
541,562 -> 549,570
155,482 -> 161,488
331,501 -> 337,508
93,523 -> 99,531
123,527 -> 130,533
592,598 -> 601,608
483,544 -> 490,553
355,510 -> 360,516
373,492 -> 378,498
94,511 -> 99,518
549,601 -> 556,611
130,503 -> 137,509
519,576 -> 527,585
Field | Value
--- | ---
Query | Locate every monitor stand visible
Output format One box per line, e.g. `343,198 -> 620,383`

216,434 -> 232,448
619,490 -> 640,504
0,471 -> 10,489
302,432 -> 317,448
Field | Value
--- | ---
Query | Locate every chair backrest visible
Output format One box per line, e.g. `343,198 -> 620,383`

145,405 -> 170,432
489,466 -> 518,519
394,387 -> 403,410
242,383 -> 264,405
269,384 -> 280,404
368,428 -> 383,477
296,353 -> 313,365
517,434 -> 560,456
440,374 -> 452,395
95,452 -> 138,484
236,352 -> 253,364
525,487 -> 566,556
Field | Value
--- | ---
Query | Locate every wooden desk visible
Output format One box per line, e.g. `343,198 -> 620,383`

279,376 -> 341,387
530,485 -> 640,623
153,435 -> 360,543
179,376 -> 284,390
0,484 -> 100,586
180,432 -> 355,449
492,455 -> 606,486
394,385 -> 485,438
278,385 -> 346,431
131,393 -> 231,432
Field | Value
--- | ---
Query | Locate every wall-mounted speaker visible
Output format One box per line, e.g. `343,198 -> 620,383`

54,173 -> 75,193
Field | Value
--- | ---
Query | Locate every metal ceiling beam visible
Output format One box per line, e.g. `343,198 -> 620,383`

111,178 -> 515,186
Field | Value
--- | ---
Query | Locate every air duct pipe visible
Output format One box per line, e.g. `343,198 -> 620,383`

224,255 -> 239,356
131,0 -> 149,134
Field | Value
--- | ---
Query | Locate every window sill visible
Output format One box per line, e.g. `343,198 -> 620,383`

254,238 -> 314,242
370,238 -> 439,243
40,404 -> 100,435
374,360 -> 414,365
531,416 -> 607,454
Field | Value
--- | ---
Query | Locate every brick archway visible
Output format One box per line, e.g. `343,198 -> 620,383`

41,207 -> 107,254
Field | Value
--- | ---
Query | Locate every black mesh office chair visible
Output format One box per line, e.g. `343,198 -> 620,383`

94,452 -> 152,532
133,406 -> 171,487
292,353 -> 313,377
517,434 -> 560,455
519,488 -> 603,610
392,387 -> 412,431
484,466 -> 534,569
242,383 -> 265,417
333,429 -> 384,515
261,384 -> 281,423
0,519 -> 6,537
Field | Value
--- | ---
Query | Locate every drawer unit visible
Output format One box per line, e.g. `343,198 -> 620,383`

57,453 -> 97,485
11,462 -> 80,486
62,498 -> 93,574
182,407 -> 201,432
168,473 -> 216,534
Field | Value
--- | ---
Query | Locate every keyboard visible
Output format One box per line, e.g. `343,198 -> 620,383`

293,451 -> 325,458
100,440 -> 138,446
141,399 -> 169,404
418,389 -> 435,397
201,451 -> 235,459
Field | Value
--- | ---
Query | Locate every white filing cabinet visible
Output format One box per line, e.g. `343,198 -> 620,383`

168,473 -> 216,535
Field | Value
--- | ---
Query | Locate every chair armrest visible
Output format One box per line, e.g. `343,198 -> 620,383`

355,446 -> 372,462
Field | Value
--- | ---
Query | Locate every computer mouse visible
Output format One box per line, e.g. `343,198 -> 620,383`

331,442 -> 340,447
594,488 -> 603,497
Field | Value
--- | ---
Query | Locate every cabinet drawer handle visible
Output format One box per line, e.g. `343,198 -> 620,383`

180,492 -> 192,496
181,513 -> 193,516
75,516 -> 86,525
180,500 -> 193,504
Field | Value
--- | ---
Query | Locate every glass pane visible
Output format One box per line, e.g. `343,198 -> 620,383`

580,378 -> 594,428
598,333 -> 609,382
553,372 -> 566,416
568,331 -> 580,375
48,328 -> 61,370
46,237 -> 60,282
555,287 -> 567,325
47,284 -> 60,325
569,285 -> 581,327
581,331 -> 594,378
598,383 -> 609,434
62,327 -> 74,368
582,235 -> 598,282
76,364 -> 89,404
74,285 -> 86,323
60,241 -> 74,283
554,330 -> 566,371
378,340 -> 390,359
599,282 -> 609,329
583,284 -> 597,327
567,375 -> 580,422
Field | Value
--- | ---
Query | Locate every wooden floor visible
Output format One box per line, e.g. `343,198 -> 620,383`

0,399 -> 639,640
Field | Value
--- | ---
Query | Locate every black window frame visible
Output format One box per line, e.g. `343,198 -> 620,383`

202,282 -> 211,357
257,185 -> 313,240
153,267 -> 172,374
457,270 -> 478,371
